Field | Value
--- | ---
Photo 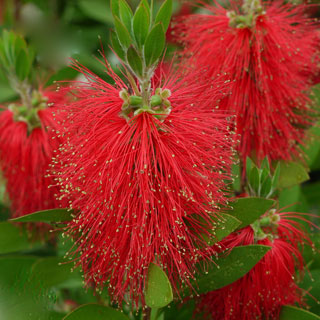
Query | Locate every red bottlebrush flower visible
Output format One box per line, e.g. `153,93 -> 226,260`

0,89 -> 66,219
175,0 -> 319,164
197,210 -> 312,320
51,60 -> 234,306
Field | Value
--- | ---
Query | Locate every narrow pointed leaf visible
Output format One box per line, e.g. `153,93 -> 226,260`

127,45 -> 143,77
133,4 -> 150,47
278,161 -> 309,189
228,197 -> 274,229
145,263 -> 173,308
110,30 -> 126,61
154,0 -> 172,33
63,304 -> 130,320
110,0 -> 120,17
280,306 -> 320,320
10,208 -> 73,223
114,16 -> 132,49
144,23 -> 165,67
204,214 -> 241,245
119,0 -> 133,32
191,245 -> 271,295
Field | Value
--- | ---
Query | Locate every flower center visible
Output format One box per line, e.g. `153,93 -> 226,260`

9,90 -> 48,133
119,87 -> 172,122
227,0 -> 265,29
251,209 -> 280,241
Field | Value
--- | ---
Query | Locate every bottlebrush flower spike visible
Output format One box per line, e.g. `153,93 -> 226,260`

51,59 -> 234,306
175,0 -> 319,164
197,209 -> 313,320
0,89 -> 66,220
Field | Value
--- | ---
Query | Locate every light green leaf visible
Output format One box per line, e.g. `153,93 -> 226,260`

228,197 -> 274,229
144,23 -> 165,67
154,0 -> 172,33
204,214 -> 241,245
145,263 -> 173,308
11,208 -> 73,223
15,49 -> 29,80
110,0 -> 120,17
0,222 -> 42,254
114,16 -> 132,49
278,161 -> 309,189
118,0 -> 133,33
192,245 -> 271,295
79,0 -> 113,24
110,30 -> 126,61
280,306 -> 320,320
133,3 -> 150,48
63,304 -> 130,320
127,45 -> 143,77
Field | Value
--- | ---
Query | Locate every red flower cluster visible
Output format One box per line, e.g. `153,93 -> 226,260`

197,210 -> 312,319
175,0 -> 319,164
51,61 -> 234,305
0,89 -> 66,219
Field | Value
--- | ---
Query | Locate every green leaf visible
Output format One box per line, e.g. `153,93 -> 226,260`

15,49 -> 29,80
300,269 -> 320,314
79,0 -> 113,24
0,222 -> 42,254
110,30 -> 126,61
154,0 -> 172,33
204,214 -> 241,245
133,4 -> 150,48
114,16 -> 132,49
144,23 -> 165,67
118,0 -> 133,33
192,245 -> 271,295
145,263 -> 173,308
280,306 -> 320,320
248,166 -> 260,194
110,0 -> 120,17
31,257 -> 81,289
228,197 -> 274,229
11,208 -> 73,223
63,304 -> 130,320
127,45 -> 143,77
278,161 -> 309,189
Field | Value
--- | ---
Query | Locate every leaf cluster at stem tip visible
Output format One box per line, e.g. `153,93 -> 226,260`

110,0 -> 172,82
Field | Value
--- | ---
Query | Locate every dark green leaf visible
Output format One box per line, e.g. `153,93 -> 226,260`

119,0 -> 133,33
228,197 -> 274,229
300,269 -> 320,314
278,161 -> 309,189
0,256 -> 55,320
127,45 -> 143,77
0,222 -> 42,254
280,306 -> 320,320
133,4 -> 150,48
63,304 -> 130,320
110,30 -> 126,61
154,0 -> 172,33
145,263 -> 173,308
192,245 -> 271,295
144,23 -> 165,67
11,208 -> 73,223
31,257 -> 81,289
114,16 -> 132,49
